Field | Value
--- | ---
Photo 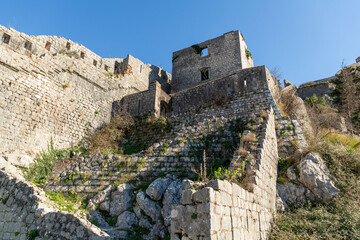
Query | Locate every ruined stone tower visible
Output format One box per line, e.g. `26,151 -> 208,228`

171,30 -> 254,93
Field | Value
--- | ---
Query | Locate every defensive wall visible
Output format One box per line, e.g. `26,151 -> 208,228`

296,76 -> 335,100
0,170 -> 109,240
0,25 -> 170,167
0,27 -> 308,239
171,109 -> 278,239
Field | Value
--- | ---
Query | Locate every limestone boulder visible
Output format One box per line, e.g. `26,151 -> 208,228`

139,217 -> 152,229
280,80 -> 313,135
91,185 -> 112,205
116,211 -> 138,229
109,184 -> 134,216
99,200 -> 110,212
162,178 -> 182,226
136,192 -> 162,223
143,222 -> 167,240
181,179 -> 194,191
286,167 -> 297,181
277,182 -> 314,206
146,177 -> 171,201
298,152 -> 339,201
88,210 -> 110,229
275,196 -> 288,213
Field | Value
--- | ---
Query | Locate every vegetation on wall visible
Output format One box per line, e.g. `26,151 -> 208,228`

245,48 -> 252,59
191,44 -> 203,56
23,140 -> 87,185
89,114 -> 172,155
298,81 -> 329,89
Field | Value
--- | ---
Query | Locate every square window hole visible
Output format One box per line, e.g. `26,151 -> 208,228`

201,68 -> 209,81
93,60 -> 97,67
45,41 -> 51,51
104,65 -> 109,71
2,33 -> 10,44
80,52 -> 85,59
24,40 -> 32,51
66,42 -> 71,50
201,48 -> 208,57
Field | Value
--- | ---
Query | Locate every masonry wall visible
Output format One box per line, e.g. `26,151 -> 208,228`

171,30 -> 253,93
297,82 -> 335,100
0,25 -> 171,167
0,170 -> 109,240
112,81 -> 171,118
171,65 -> 280,116
170,110 -> 278,240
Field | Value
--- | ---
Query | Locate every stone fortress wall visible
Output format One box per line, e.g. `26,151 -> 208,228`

0,170 -> 109,240
114,30 -> 280,119
171,109 -> 278,239
296,76 -> 336,100
0,27 -> 311,239
0,25 -> 170,167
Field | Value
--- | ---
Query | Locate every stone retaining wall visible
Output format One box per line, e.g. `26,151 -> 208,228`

170,109 -> 278,239
0,170 -> 108,240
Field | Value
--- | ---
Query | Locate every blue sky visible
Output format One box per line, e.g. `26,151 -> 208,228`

1,0 -> 359,86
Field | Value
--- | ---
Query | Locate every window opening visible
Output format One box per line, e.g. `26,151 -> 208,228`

2,33 -> 10,44
66,42 -> 71,50
93,60 -> 97,67
80,52 -> 85,59
45,41 -> 51,51
201,68 -> 209,81
24,40 -> 32,51
201,47 -> 208,57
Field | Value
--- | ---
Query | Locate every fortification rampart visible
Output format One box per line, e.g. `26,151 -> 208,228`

170,65 -> 279,115
0,25 -> 170,167
113,65 -> 281,119
170,109 -> 278,239
296,77 -> 335,100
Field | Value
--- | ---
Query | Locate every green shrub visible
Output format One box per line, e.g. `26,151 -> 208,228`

28,229 -> 39,240
191,44 -> 202,55
23,140 -> 68,185
213,167 -> 238,180
99,209 -> 117,226
305,94 -> 327,109
45,191 -> 87,213
245,48 -> 252,59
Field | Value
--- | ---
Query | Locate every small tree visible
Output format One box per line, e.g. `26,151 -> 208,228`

331,61 -> 360,134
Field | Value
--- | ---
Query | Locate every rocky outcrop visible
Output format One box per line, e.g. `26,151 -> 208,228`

86,175 -> 182,239
280,80 -> 313,135
109,184 -> 134,216
277,152 -> 339,207
298,152 -> 339,201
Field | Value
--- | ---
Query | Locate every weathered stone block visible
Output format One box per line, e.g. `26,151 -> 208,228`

180,189 -> 195,205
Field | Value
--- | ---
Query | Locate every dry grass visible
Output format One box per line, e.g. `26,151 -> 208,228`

242,132 -> 257,142
271,137 -> 360,240
88,114 -> 134,154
